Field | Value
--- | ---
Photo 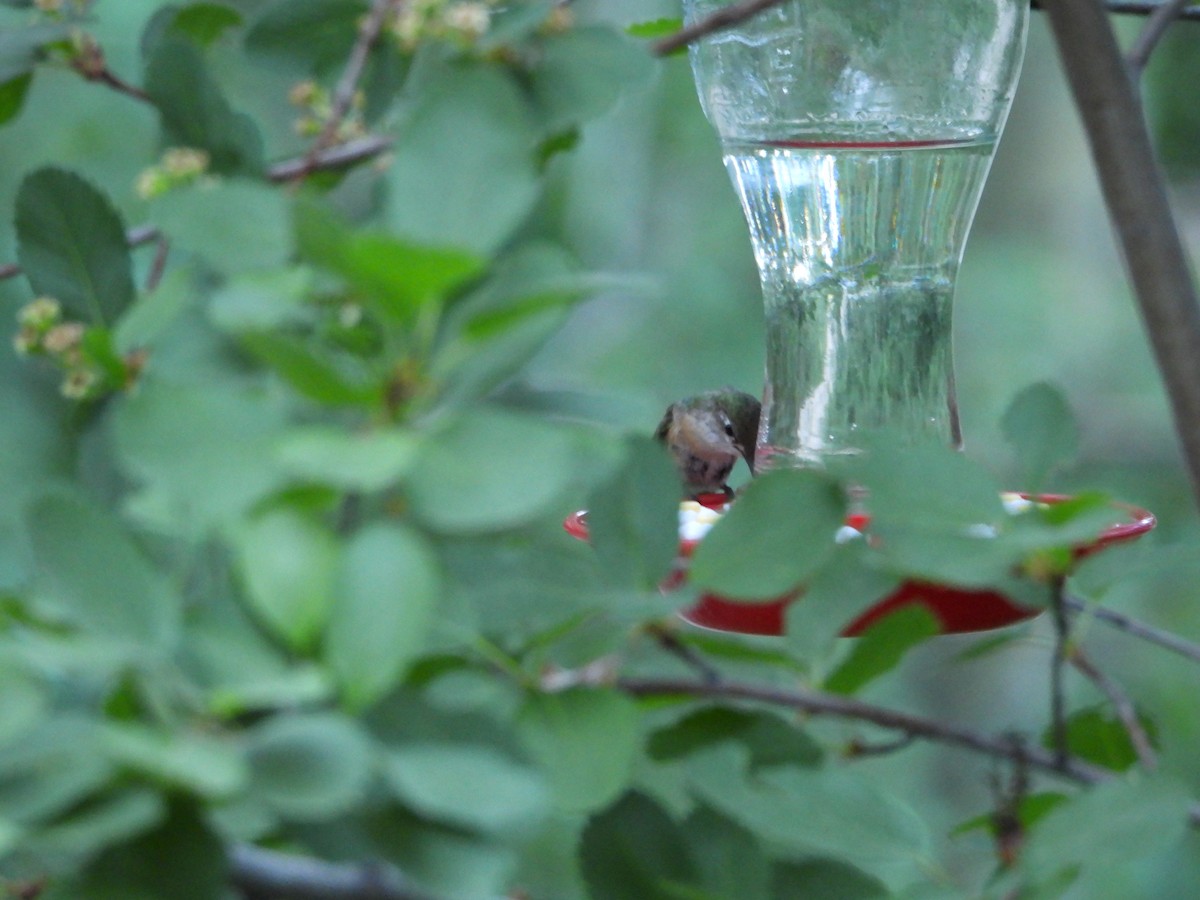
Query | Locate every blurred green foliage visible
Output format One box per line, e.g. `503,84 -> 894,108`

0,1 -> 1199,899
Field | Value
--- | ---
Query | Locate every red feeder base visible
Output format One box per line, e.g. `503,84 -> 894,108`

563,494 -> 1155,637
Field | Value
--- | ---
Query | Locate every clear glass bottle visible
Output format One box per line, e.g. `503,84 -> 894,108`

684,0 -> 1028,468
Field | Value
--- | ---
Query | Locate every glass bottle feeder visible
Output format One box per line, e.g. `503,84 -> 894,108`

566,0 -> 1157,634
686,0 -> 1029,467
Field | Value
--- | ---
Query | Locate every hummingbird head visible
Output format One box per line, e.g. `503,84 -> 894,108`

655,388 -> 762,495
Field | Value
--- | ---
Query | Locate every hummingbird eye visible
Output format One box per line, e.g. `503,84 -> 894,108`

721,417 -> 735,438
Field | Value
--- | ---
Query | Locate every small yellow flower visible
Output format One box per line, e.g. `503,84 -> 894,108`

17,296 -> 61,329
161,147 -> 210,178
289,80 -> 319,108
12,326 -> 40,355
42,321 -> 85,356
136,167 -> 170,200
543,5 -> 574,34
443,2 -> 490,41
61,367 -> 99,400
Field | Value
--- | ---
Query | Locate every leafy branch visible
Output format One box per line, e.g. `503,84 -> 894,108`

289,0 -> 405,183
614,674 -> 1109,785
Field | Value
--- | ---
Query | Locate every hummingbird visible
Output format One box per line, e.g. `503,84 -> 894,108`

655,388 -> 761,497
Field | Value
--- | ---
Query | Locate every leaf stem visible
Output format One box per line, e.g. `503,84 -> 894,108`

290,0 -> 404,183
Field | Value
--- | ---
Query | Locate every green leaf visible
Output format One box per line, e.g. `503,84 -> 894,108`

823,606 -> 939,695
627,18 -> 684,40
347,234 -> 485,321
15,167 -> 137,325
25,491 -> 180,649
478,0 -> 555,48
383,743 -> 548,833
237,331 -> 379,406
245,0 -> 367,74
20,787 -> 164,867
386,62 -> 539,255
276,426 -> 419,492
0,71 -> 30,125
113,267 -> 199,352
848,439 -> 1004,531
1022,776 -> 1191,887
0,715 -> 113,826
141,2 -> 243,58
235,508 -> 339,651
448,242 -> 606,338
585,436 -> 679,590
113,376 -> 290,529
845,442 -> 1015,587
326,523 -> 441,711
295,202 -> 485,321
245,712 -> 372,821
952,792 -> 1069,838
528,27 -> 657,134
1001,382 -> 1079,489
0,22 -> 67,83
1039,705 -> 1158,773
144,37 -> 263,175
517,688 -> 639,813
0,665 -> 45,745
152,181 -> 289,272
433,308 -> 572,409
75,799 -> 227,900
682,804 -> 772,900
580,792 -> 699,900
101,724 -> 247,799
771,858 -> 888,899
407,408 -> 575,533
689,746 -> 928,889
784,543 -> 903,660
647,706 -> 823,770
689,469 -> 845,600
208,267 -> 314,334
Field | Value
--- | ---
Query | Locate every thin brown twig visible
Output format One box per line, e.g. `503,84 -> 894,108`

1127,0 -> 1194,72
1069,648 -> 1159,770
646,622 -> 722,684
843,733 -> 917,758
0,225 -> 160,283
657,1 -> 1200,58
616,676 -> 1110,785
1063,593 -> 1200,663
267,134 -> 394,183
87,67 -> 152,104
145,234 -> 170,293
228,843 -> 438,900
71,38 -> 152,104
653,0 -> 786,56
614,675 -> 1200,827
1050,577 -> 1072,768
0,133 -> 395,284
1032,0 -> 1200,22
293,0 -> 402,182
